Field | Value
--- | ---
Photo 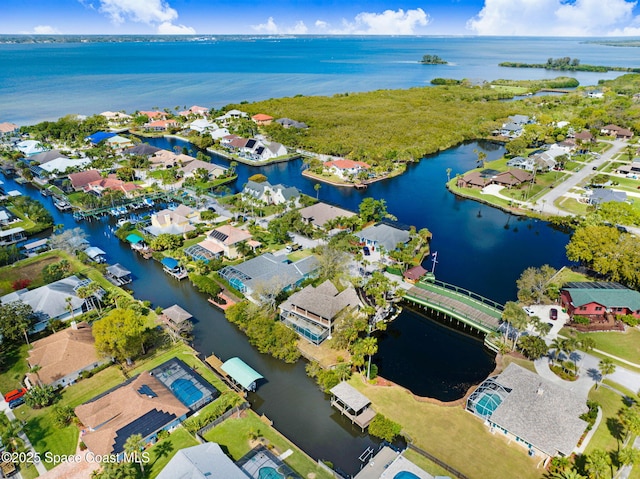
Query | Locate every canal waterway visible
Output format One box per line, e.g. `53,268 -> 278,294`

1,138 -> 573,473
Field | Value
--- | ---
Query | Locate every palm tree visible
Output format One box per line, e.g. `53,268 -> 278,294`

551,337 -> 566,366
597,358 -> 616,389
360,336 -> 378,380
123,433 -> 146,474
65,296 -> 74,321
314,183 -> 321,199
446,167 -> 452,182
585,449 -> 610,479
474,148 -> 487,168
618,446 -> 640,467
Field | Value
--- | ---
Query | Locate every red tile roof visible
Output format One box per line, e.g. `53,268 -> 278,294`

252,114 -> 274,121
69,169 -> 103,189
325,159 -> 371,169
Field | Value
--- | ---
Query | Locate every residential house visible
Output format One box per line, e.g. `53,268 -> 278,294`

147,205 -> 197,237
29,150 -> 66,165
144,119 -> 178,132
85,131 -> 116,145
138,110 -> 167,120
561,282 -> 640,323
156,443 -> 248,479
617,161 -> 640,176
69,169 -> 103,191
37,157 -> 91,176
280,280 -> 361,344
457,170 -> 489,188
16,140 -> 47,156
99,111 -> 132,126
601,124 -> 634,139
251,113 -> 274,126
149,150 -> 195,169
0,275 -> 97,332
457,169 -> 532,189
324,159 -> 371,180
505,156 -> 533,171
276,117 -> 308,129
242,180 -> 300,206
215,109 -> 247,126
179,105 -> 210,117
25,321 -> 108,389
587,90 -> 604,98
355,223 -> 410,253
219,253 -> 319,295
194,224 -> 256,260
298,202 -> 357,230
75,372 -> 190,460
189,118 -> 218,133
467,363 -> 587,460
105,135 -> 134,152
499,115 -> 533,138
179,158 -> 227,180
123,144 -> 161,158
529,145 -> 570,172
0,122 -> 19,138
574,130 -> 595,144
85,176 -> 141,197
492,169 -> 534,187
588,189 -> 627,205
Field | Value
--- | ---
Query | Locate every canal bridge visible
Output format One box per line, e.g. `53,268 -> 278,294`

403,278 -> 504,348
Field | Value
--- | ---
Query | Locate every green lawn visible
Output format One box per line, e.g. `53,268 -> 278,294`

145,427 -> 199,479
402,448 -> 453,478
586,385 -> 626,455
15,404 -> 79,470
349,375 -> 541,479
0,343 -> 30,392
555,197 -> 590,215
203,409 -> 333,479
552,266 -> 592,285
561,327 -> 640,365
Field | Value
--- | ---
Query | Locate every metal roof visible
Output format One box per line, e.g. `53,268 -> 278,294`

126,233 -> 144,244
330,382 -> 371,411
221,357 -> 263,390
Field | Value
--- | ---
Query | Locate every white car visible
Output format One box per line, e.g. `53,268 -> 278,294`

522,306 -> 535,316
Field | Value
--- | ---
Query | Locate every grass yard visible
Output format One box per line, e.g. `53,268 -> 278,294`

489,85 -> 530,95
0,343 -> 30,392
145,427 -> 199,479
287,248 -> 313,262
203,409 -> 333,479
0,251 -> 63,295
552,266 -> 592,285
585,385 -> 627,455
447,182 -> 517,210
402,448 -> 453,478
59,365 -> 126,408
349,376 -> 541,479
15,404 -> 79,470
561,327 -> 640,365
555,197 -> 590,215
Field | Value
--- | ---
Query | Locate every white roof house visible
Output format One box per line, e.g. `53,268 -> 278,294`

39,157 -> 91,174
16,140 -> 48,156
157,443 -> 247,479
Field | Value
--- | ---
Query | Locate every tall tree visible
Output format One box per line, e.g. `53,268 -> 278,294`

0,301 -> 34,344
93,308 -> 149,363
516,265 -> 557,304
501,301 -> 529,350
123,434 -> 146,475
585,449 -> 610,479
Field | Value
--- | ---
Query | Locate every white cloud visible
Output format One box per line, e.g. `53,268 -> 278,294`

157,22 -> 195,34
315,20 -> 329,30
327,8 -> 430,34
467,0 -> 639,36
86,0 -> 195,32
32,25 -> 61,34
251,17 -> 309,34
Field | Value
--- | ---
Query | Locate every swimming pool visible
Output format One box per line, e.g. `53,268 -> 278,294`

258,466 -> 283,479
171,378 -> 203,407
473,391 -> 503,417
393,471 -> 421,479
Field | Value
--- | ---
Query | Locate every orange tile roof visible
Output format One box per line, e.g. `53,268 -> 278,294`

252,114 -> 274,121
326,159 -> 371,169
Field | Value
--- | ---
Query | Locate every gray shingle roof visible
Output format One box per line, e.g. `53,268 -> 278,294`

156,443 -> 248,479
298,202 -> 356,228
281,280 -> 361,321
227,253 -> 319,292
488,363 -> 588,456
357,223 -> 410,252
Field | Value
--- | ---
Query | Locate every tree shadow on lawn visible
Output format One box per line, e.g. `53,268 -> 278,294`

150,440 -> 174,467
606,417 -> 625,445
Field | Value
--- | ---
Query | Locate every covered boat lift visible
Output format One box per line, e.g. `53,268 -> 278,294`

221,357 -> 263,392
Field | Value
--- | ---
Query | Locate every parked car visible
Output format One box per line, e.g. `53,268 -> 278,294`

4,388 -> 26,403
363,246 -> 370,256
8,397 -> 24,409
549,308 -> 558,320
522,306 -> 535,316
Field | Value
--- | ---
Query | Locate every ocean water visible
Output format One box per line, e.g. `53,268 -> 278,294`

0,36 -> 635,125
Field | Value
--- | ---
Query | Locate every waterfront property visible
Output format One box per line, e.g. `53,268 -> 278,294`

466,363 -> 588,461
298,202 -> 356,230
147,205 -> 197,237
0,226 -> 26,245
218,252 -> 319,295
150,357 -> 219,411
330,382 -> 375,431
190,223 -> 257,261
279,280 -> 362,344
0,275 -> 101,332
457,168 -> 533,189
588,189 -> 627,205
157,442 -> 248,479
179,158 -> 228,180
25,321 -> 108,389
221,357 -> 263,392
68,169 -> 103,191
75,370 -> 190,460
242,180 -> 300,206
161,257 -> 188,280
355,223 -> 410,253
324,159 -> 371,180
353,446 -> 432,479
560,282 -> 640,325
84,245 -> 107,263
237,445 -> 303,479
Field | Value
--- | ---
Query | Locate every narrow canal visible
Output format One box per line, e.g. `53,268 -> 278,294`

1,138 -> 573,474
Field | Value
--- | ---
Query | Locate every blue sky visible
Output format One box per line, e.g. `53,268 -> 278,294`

3,0 -> 640,36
